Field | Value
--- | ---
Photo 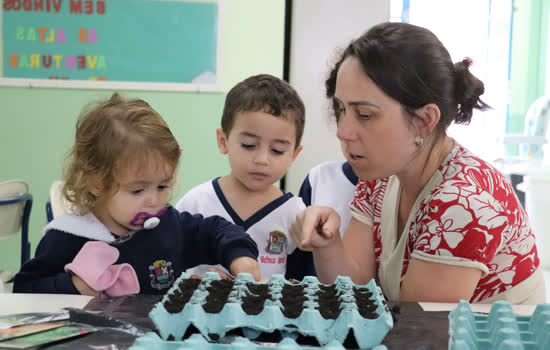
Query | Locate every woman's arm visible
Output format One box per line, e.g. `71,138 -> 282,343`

290,207 -> 376,284
313,217 -> 376,284
400,258 -> 482,302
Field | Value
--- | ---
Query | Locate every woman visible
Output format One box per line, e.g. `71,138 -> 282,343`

290,22 -> 545,304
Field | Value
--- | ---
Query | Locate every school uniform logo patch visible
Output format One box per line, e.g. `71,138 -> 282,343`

149,260 -> 174,290
265,230 -> 286,254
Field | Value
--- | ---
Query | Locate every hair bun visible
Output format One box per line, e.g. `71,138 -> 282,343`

453,57 -> 490,124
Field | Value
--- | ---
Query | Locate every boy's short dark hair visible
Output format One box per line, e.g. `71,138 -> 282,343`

221,74 -> 305,148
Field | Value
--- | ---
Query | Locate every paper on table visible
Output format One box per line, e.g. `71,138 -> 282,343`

0,313 -> 68,330
0,294 -> 93,317
419,302 -> 536,316
0,323 -> 96,349
0,323 -> 63,341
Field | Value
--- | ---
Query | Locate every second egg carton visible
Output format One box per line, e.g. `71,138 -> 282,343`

449,300 -> 550,349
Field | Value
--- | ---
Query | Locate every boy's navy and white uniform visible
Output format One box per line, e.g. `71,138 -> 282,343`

299,161 -> 359,236
13,207 -> 258,295
175,178 -> 315,280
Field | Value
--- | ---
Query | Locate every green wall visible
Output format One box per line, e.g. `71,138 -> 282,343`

508,0 -> 550,134
0,0 -> 286,274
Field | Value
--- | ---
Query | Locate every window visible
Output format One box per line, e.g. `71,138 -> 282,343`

391,0 -> 515,162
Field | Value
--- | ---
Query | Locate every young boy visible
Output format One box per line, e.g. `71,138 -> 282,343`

299,160 -> 358,237
176,74 -> 315,281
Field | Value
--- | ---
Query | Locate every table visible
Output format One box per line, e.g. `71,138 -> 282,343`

0,293 -> 538,349
50,295 -> 452,349
0,293 -> 92,315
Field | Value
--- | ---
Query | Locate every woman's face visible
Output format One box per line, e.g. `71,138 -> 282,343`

334,56 -> 419,180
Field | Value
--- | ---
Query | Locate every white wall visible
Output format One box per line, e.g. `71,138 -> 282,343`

286,0 -> 390,194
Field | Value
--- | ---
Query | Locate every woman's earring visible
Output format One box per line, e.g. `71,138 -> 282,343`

414,136 -> 424,147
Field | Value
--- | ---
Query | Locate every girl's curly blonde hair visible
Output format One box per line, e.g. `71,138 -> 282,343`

62,93 -> 181,214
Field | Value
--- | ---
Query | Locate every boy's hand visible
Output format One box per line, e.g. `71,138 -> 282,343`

229,257 -> 261,281
71,274 -> 100,297
208,267 -> 235,280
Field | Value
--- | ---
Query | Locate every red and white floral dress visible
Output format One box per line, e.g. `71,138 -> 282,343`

350,142 -> 545,303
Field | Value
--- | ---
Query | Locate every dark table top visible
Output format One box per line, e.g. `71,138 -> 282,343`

42,295 -> 449,349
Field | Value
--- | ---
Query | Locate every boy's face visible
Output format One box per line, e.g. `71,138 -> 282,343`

92,159 -> 175,236
217,110 -> 302,192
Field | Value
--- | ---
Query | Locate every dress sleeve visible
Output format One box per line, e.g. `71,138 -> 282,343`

410,188 -> 507,275
349,179 -> 378,227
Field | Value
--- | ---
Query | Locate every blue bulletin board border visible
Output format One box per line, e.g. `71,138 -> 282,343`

0,0 -> 223,92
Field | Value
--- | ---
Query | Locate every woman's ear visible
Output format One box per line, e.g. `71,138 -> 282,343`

414,103 -> 441,135
216,128 -> 228,154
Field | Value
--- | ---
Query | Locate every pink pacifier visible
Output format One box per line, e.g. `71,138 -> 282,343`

130,208 -> 167,230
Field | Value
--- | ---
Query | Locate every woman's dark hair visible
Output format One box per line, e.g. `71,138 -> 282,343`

326,22 -> 490,132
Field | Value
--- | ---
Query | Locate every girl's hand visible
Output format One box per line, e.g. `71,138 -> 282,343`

71,274 -> 100,297
290,206 -> 341,251
229,256 -> 261,281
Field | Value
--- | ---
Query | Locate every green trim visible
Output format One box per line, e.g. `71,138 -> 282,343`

540,0 -> 550,95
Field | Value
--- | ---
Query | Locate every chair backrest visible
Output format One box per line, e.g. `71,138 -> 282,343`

0,179 -> 32,265
0,180 -> 30,238
46,180 -> 74,222
520,96 -> 550,161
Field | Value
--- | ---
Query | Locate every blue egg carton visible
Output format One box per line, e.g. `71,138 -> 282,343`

149,272 -> 393,349
449,300 -> 550,349
130,332 -> 389,350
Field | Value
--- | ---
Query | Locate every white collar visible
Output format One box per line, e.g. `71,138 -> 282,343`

44,212 -> 115,242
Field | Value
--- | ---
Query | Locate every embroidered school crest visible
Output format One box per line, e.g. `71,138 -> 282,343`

149,260 -> 174,290
265,230 -> 286,254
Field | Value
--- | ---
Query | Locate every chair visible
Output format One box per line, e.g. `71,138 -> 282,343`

500,95 -> 550,162
0,179 -> 32,267
46,180 -> 73,222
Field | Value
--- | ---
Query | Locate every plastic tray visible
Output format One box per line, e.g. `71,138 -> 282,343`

149,272 -> 392,348
449,300 -> 550,349
130,332 -> 391,349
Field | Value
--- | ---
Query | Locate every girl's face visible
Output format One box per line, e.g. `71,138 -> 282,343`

92,158 -> 175,236
334,57 -> 419,180
218,110 -> 302,192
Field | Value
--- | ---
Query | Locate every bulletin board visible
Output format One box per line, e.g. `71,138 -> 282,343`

0,0 -> 222,91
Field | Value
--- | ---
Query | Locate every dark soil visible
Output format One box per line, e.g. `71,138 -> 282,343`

241,283 -> 269,315
316,284 -> 341,319
164,278 -> 201,313
353,287 -> 378,319
280,284 -> 306,319
202,279 -> 234,313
